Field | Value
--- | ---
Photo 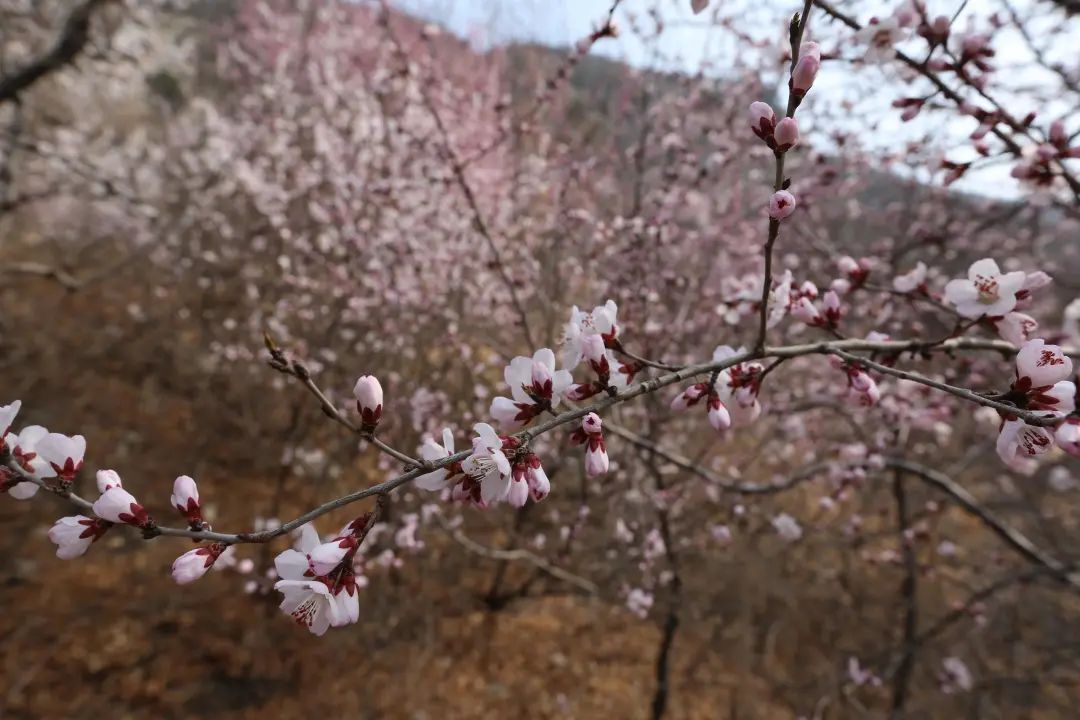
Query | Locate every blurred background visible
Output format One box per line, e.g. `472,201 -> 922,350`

1,0 -> 1079,718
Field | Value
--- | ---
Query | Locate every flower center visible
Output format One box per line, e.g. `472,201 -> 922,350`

1036,349 -> 1065,367
974,275 -> 999,304
291,594 -> 320,627
465,454 -> 496,482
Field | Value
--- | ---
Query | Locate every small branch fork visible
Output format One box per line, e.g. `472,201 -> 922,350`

8,332 -> 1067,549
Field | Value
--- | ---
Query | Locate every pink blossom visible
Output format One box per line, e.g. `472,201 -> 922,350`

415,428 -> 461,492
996,419 -> 1054,468
771,513 -> 803,541
48,515 -> 110,559
994,312 -> 1038,345
35,432 -> 86,484
944,258 -> 1026,318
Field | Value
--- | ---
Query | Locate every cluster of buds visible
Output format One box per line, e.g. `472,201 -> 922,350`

670,381 -> 732,432
1010,121 -> 1080,189
748,102 -> 800,152
995,340 -> 1078,467
791,289 -> 843,331
834,256 -> 872,294
831,358 -> 881,407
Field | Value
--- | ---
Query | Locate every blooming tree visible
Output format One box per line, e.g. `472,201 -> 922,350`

2,0 -> 1079,716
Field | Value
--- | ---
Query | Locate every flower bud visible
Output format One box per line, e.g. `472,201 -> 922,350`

585,444 -> 609,477
171,475 -> 203,526
791,46 -> 821,97
670,383 -> 708,411
353,375 -> 384,429
93,486 -> 151,527
768,190 -> 797,220
748,101 -> 776,140
172,543 -> 228,584
708,395 -> 731,431
582,412 -> 603,435
773,117 -> 800,151
96,469 -> 123,493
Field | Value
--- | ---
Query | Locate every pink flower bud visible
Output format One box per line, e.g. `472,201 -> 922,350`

96,469 -> 123,493
1049,120 -> 1067,147
171,475 -> 202,525
566,383 -> 599,402
708,395 -> 731,431
507,477 -> 529,507
1056,418 -> 1080,457
582,412 -> 603,435
800,41 -> 821,62
526,460 -> 551,501
768,190 -> 797,220
790,296 -> 821,325
791,49 -> 821,96
773,117 -> 800,151
172,543 -> 228,584
824,289 -> 842,313
748,101 -> 776,140
353,375 -> 383,429
585,445 -> 609,477
93,486 -> 151,527
670,383 -> 708,411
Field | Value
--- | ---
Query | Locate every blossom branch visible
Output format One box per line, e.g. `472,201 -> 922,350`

754,0 -> 815,353
826,347 -> 1061,426
264,334 -> 426,470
